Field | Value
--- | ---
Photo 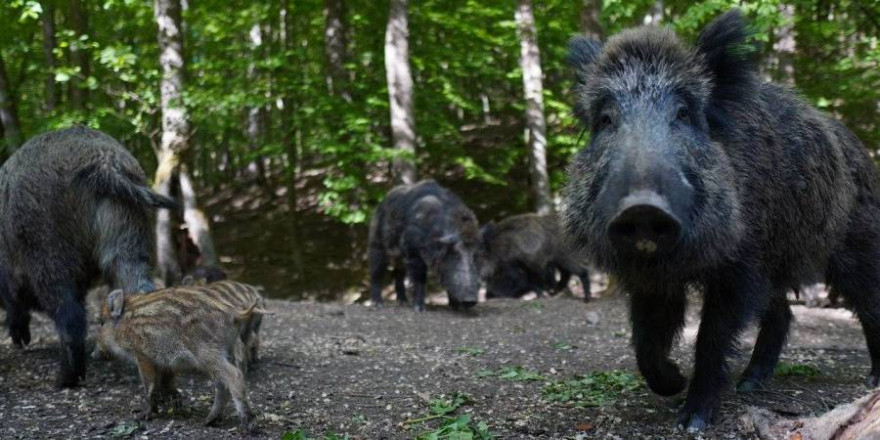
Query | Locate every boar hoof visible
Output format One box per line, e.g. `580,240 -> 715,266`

676,399 -> 718,432
242,419 -> 259,434
736,377 -> 765,392
55,371 -> 82,389
10,326 -> 30,348
204,414 -> 221,426
867,374 -> 879,388
644,364 -> 687,397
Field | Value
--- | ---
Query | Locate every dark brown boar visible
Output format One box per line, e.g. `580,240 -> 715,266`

480,213 -> 591,300
564,10 -> 880,430
0,126 -> 177,387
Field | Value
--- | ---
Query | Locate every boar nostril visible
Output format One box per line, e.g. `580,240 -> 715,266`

608,202 -> 682,255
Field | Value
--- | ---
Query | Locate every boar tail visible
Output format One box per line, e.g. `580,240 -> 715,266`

73,162 -> 180,211
235,301 -> 272,323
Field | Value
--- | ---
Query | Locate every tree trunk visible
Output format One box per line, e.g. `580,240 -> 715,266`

0,54 -> 23,153
515,0 -> 552,215
580,0 -> 603,40
324,0 -> 350,102
280,0 -> 305,278
179,165 -> 217,266
42,0 -> 58,112
153,0 -> 216,285
153,154 -> 181,286
246,22 -> 268,186
68,0 -> 90,111
643,0 -> 663,25
773,4 -> 796,86
384,0 -> 417,185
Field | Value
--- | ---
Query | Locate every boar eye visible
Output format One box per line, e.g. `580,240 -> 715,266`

676,105 -> 690,123
597,113 -> 614,131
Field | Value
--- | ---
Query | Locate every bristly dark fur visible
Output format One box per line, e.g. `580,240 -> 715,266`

368,180 -> 481,312
73,162 -> 180,211
0,126 -> 168,388
479,213 -> 590,300
563,10 -> 880,431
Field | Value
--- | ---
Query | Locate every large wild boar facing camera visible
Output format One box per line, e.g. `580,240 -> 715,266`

564,10 -> 880,430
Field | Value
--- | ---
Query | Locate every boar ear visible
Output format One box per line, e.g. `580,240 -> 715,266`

107,289 -> 125,320
568,36 -> 603,126
695,10 -> 757,103
480,222 -> 497,243
567,36 -> 603,86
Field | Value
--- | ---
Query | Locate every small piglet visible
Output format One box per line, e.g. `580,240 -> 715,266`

96,287 -> 265,432
178,279 -> 266,367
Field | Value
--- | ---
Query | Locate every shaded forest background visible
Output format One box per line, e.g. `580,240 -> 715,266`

1,0 -> 879,299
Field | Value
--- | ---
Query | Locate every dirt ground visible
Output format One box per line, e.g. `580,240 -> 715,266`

0,293 -> 874,439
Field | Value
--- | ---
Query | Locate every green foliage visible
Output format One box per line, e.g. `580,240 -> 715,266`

543,370 -> 643,407
775,362 -> 821,378
1,0 -> 878,222
415,414 -> 496,440
428,392 -> 472,416
476,365 -> 546,382
405,392 -> 497,440
107,420 -> 141,438
281,429 -> 350,440
455,347 -> 485,357
551,341 -> 575,351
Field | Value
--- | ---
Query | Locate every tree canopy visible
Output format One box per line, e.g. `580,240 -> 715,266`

1,0 -> 879,224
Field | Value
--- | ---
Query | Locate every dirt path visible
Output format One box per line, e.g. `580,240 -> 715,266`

0,295 -> 873,439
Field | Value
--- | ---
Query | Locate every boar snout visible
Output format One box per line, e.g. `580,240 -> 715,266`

608,191 -> 682,256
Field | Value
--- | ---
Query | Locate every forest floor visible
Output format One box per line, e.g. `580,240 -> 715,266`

0,292 -> 874,439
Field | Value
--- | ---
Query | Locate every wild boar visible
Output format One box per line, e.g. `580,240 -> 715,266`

178,279 -> 265,366
96,288 -> 264,432
480,213 -> 591,300
368,180 -> 481,312
0,126 -> 177,387
564,10 -> 880,430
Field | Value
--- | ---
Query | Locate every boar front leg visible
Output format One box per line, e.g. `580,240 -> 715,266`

630,284 -> 687,397
135,355 -> 159,420
52,288 -> 87,388
4,291 -> 31,348
156,369 -> 182,412
405,256 -> 427,313
677,264 -> 765,431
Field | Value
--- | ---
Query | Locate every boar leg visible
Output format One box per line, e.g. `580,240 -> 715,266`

249,314 -> 262,363
96,201 -> 157,294
556,257 -> 592,301
4,289 -> 31,348
52,288 -> 87,388
631,286 -> 687,398
368,246 -> 388,305
405,256 -> 427,312
393,263 -> 408,304
677,264 -> 765,431
208,358 -> 256,432
135,355 -> 159,420
156,369 -> 182,411
827,221 -> 880,387
204,380 -> 228,426
737,293 -> 792,391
